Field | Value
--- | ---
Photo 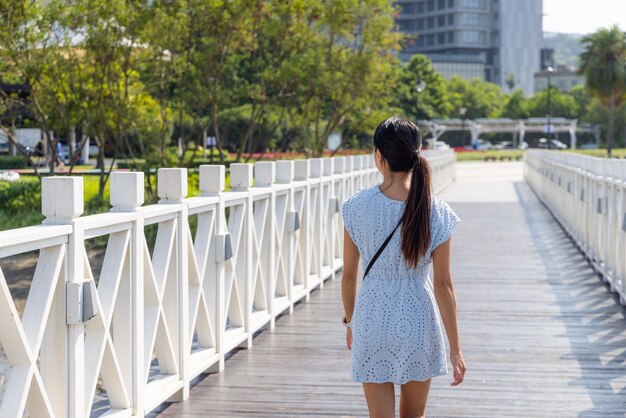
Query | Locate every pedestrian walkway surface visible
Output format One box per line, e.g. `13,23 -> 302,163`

154,161 -> 626,417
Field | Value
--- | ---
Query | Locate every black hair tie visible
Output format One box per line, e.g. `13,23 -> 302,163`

412,149 -> 421,168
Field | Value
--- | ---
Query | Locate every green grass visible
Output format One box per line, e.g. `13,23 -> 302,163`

565,148 -> 626,158
456,148 -> 626,162
456,150 -> 524,161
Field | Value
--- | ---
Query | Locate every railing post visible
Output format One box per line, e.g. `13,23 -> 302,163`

351,155 -> 361,194
276,160 -> 295,313
294,159 -> 311,301
332,157 -> 345,277
110,171 -> 145,416
230,163 -> 254,349
309,158 -> 323,289
254,161 -> 276,329
42,176 -> 84,418
322,158 -> 334,282
157,168 -> 190,401
199,165 -> 227,373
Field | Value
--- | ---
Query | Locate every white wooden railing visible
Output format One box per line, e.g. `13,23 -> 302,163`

524,150 -> 626,304
0,151 -> 456,418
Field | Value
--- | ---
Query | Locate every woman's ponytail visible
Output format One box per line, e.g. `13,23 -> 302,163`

373,116 -> 432,269
400,151 -> 432,268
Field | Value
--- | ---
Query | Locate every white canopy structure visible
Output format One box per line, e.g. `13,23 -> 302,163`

418,118 -> 601,149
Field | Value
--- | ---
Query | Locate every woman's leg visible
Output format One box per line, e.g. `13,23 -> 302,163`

399,379 -> 431,418
362,382 -> 395,418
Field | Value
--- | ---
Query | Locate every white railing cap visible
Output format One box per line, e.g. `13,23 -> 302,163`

230,163 -> 253,190
111,171 -> 144,210
200,165 -> 226,194
158,168 -> 188,202
276,160 -> 294,183
294,159 -> 310,180
42,176 -> 84,221
344,156 -> 353,172
359,155 -> 368,169
309,158 -> 323,178
333,156 -> 345,174
323,158 -> 333,176
254,161 -> 275,187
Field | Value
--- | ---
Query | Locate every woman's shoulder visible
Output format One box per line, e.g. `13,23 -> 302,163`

430,193 -> 460,226
343,185 -> 378,208
430,194 -> 445,213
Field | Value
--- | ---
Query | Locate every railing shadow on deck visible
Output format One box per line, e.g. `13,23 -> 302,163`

516,180 -> 626,417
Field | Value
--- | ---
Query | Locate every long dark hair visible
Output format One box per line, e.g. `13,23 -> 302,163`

373,116 -> 432,268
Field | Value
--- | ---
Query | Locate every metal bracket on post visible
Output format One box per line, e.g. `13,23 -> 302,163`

330,197 -> 339,215
597,197 -> 607,215
287,210 -> 300,232
82,280 -> 99,322
580,188 -> 585,202
566,181 -> 572,193
622,212 -> 626,232
215,233 -> 233,262
66,280 -> 99,325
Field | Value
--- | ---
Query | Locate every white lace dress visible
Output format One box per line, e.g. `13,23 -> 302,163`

342,185 -> 461,384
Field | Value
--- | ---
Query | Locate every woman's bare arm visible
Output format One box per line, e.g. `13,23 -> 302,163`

342,226 -> 360,349
432,237 -> 467,385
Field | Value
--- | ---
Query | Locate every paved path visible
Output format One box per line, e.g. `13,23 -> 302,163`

154,162 -> 626,417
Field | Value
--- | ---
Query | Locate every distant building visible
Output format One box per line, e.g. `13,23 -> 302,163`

395,0 -> 543,95
540,47 -> 555,70
534,65 -> 584,93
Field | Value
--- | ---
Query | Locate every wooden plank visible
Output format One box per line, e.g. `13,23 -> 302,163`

152,162 -> 626,417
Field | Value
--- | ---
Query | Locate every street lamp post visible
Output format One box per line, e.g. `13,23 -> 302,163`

459,107 -> 468,147
415,79 -> 427,122
546,66 -> 554,150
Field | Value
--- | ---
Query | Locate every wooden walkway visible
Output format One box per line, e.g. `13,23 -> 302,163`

153,162 -> 626,417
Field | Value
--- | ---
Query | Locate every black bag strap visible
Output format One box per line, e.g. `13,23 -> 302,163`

363,217 -> 402,280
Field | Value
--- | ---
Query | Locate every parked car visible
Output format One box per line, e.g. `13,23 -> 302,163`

433,140 -> 451,151
537,137 -> 567,149
472,139 -> 493,150
493,141 -> 515,150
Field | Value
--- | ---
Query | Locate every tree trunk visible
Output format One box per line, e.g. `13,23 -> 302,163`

210,100 -> 226,164
607,94 -> 615,158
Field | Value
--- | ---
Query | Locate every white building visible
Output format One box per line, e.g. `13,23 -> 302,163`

534,66 -> 585,93
396,0 -> 543,95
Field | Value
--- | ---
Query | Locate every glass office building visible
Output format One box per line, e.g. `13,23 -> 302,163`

396,0 -> 542,95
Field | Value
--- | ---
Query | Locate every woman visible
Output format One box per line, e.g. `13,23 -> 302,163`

341,117 -> 466,418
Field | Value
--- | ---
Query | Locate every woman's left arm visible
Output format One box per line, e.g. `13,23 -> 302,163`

341,225 -> 360,350
432,237 -> 467,386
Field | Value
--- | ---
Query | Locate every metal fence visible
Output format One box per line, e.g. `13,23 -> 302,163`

524,149 -> 626,304
0,150 -> 456,418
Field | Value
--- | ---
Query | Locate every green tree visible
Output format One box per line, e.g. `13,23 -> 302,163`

527,87 -> 580,119
499,89 -> 530,119
446,77 -> 505,119
569,84 -> 592,119
393,54 -> 450,120
0,0 -> 66,174
580,25 -> 626,156
292,0 -> 401,156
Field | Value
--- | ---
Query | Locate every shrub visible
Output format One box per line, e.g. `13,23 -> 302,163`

116,159 -> 146,169
0,180 -> 41,213
0,156 -> 28,169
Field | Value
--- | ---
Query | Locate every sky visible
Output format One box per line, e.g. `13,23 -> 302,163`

543,0 -> 626,34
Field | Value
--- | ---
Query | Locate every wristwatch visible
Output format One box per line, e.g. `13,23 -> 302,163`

342,316 -> 351,328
